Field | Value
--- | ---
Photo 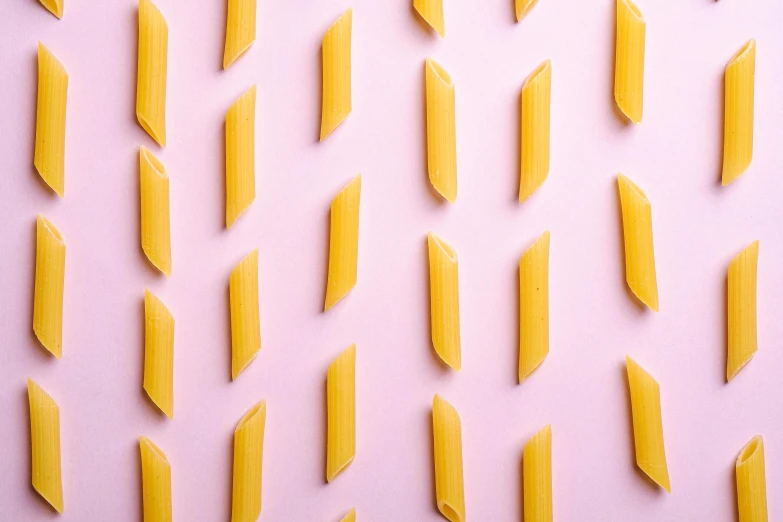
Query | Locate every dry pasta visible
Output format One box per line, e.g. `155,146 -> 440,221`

28,379 -> 63,513
413,0 -> 444,37
226,85 -> 257,229
33,215 -> 66,359
320,9 -> 352,140
432,394 -> 465,522
38,0 -> 63,18
617,174 -> 658,311
722,40 -> 756,186
614,0 -> 645,124
727,241 -> 759,382
143,289 -> 174,418
425,58 -> 457,203
140,146 -> 171,276
324,175 -> 361,311
34,42 -> 68,197
428,233 -> 461,371
515,0 -> 539,22
223,0 -> 256,69
519,231 -> 550,383
140,437 -> 172,522
137,0 -> 168,146
230,250 -> 261,380
736,436 -> 768,522
326,344 -> 356,482
232,400 -> 267,522
523,425 -> 552,522
519,60 -> 552,203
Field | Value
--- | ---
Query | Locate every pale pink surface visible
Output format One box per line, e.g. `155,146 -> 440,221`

2,0 -> 783,520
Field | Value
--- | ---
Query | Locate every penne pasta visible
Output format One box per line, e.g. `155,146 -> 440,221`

320,9 -> 352,141
340,508 -> 357,522
413,0 -> 444,37
519,59 -> 552,202
324,175 -> 361,311
232,400 -> 267,522
722,40 -> 756,186
140,146 -> 172,276
140,437 -> 172,522
519,231 -> 550,383
515,0 -> 539,22
428,233 -> 461,371
736,436 -> 768,522
226,85 -> 257,228
523,425 -> 552,522
34,42 -> 68,197
425,58 -> 457,203
230,250 -> 261,380
625,356 -> 671,492
136,0 -> 168,147
33,215 -> 66,358
143,289 -> 174,418
223,0 -> 256,69
432,394 -> 465,522
326,344 -> 356,482
38,0 -> 63,19
28,379 -> 63,513
727,241 -> 759,382
614,0 -> 645,124
618,174 -> 659,311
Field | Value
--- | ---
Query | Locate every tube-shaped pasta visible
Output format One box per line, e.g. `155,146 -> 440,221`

614,0 -> 645,124
432,394 -> 465,522
340,508 -> 357,522
136,0 -> 168,147
425,58 -> 457,203
736,436 -> 768,522
413,0 -> 444,37
230,250 -> 261,380
226,85 -> 257,228
232,400 -> 267,522
519,60 -> 551,202
223,0 -> 256,69
326,344 -> 356,482
320,9 -> 352,141
428,233 -> 461,371
38,0 -> 63,18
324,175 -> 361,311
515,0 -> 539,22
34,43 -> 68,197
28,379 -> 63,513
727,241 -> 759,382
33,215 -> 66,359
626,356 -> 671,492
519,231 -> 550,383
143,290 -> 174,418
618,174 -> 658,311
722,40 -> 756,186
140,146 -> 171,276
140,437 -> 172,522
523,424 -> 552,522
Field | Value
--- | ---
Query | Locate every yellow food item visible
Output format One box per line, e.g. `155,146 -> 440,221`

425,58 -> 457,203
519,231 -> 550,383
223,0 -> 256,69
34,42 -> 68,197
340,508 -> 357,522
326,344 -> 356,482
625,355 -> 671,492
143,290 -> 174,418
413,0 -> 444,37
232,400 -> 267,522
230,250 -> 261,380
38,0 -> 63,18
432,394 -> 465,522
727,241 -> 759,382
320,9 -> 352,140
617,174 -> 658,311
736,435 -> 768,522
519,60 -> 551,202
324,175 -> 361,311
523,424 -> 552,522
28,378 -> 63,513
33,215 -> 66,358
136,0 -> 168,146
140,437 -> 172,522
515,0 -> 539,22
722,40 -> 756,185
428,233 -> 461,371
614,0 -> 645,124
226,85 -> 257,228
140,146 -> 171,275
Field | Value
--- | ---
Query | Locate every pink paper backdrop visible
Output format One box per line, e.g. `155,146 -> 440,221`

2,0 -> 783,520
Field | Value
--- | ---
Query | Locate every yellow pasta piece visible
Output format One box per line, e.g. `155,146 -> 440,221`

326,344 -> 356,483
232,400 -> 267,522
324,175 -> 361,311
523,424 -> 552,522
425,58 -> 457,203
34,43 -> 68,197
28,379 -> 63,513
428,233 -> 461,371
519,231 -> 550,383
736,435 -> 768,522
223,0 -> 256,69
136,0 -> 168,147
230,250 -> 261,380
727,240 -> 759,382
140,437 -> 172,522
226,85 -> 257,228
722,40 -> 756,186
432,394 -> 465,522
626,356 -> 671,492
618,174 -> 658,311
33,215 -> 66,359
519,59 -> 551,203
515,0 -> 539,22
614,0 -> 645,124
340,508 -> 357,522
140,146 -> 171,276
413,0 -> 444,37
143,290 -> 174,419
38,0 -> 63,18
320,9 -> 352,141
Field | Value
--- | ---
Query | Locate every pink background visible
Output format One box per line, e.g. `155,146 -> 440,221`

2,0 -> 783,520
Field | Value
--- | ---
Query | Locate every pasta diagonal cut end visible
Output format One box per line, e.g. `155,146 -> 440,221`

340,508 -> 357,522
39,0 -> 64,18
413,0 -> 445,37
515,0 -> 539,22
